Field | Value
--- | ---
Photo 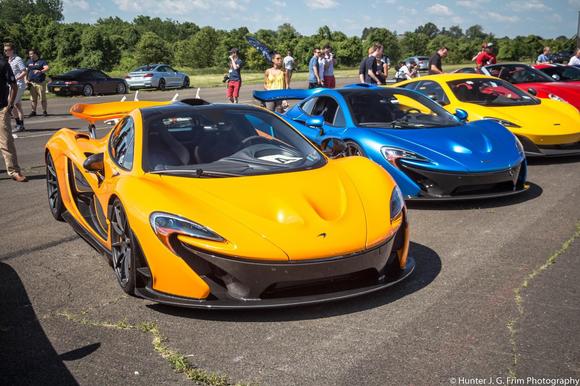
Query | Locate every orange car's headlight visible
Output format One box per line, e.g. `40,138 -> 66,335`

150,212 -> 225,253
390,186 -> 405,223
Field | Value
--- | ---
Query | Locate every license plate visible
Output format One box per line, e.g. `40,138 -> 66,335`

53,87 -> 60,92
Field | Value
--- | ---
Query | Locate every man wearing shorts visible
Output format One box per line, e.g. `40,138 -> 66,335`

226,48 -> 243,103
4,43 -> 26,132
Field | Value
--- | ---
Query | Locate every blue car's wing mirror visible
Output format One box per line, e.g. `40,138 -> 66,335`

454,108 -> 468,121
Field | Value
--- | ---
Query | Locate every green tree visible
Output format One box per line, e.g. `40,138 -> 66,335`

134,31 -> 172,65
415,22 -> 439,39
363,27 -> 400,62
400,32 -> 430,57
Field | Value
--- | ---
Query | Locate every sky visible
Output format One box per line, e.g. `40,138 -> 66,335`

62,0 -> 580,39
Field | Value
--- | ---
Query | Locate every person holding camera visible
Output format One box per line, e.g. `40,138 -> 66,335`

0,51 -> 26,182
226,48 -> 243,103
26,49 -> 49,117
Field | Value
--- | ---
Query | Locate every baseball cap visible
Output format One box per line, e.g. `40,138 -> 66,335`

229,48 -> 239,54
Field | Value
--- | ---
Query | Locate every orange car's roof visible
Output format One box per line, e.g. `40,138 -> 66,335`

70,101 -> 171,124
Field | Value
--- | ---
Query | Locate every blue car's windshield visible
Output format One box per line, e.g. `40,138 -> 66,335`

341,88 -> 460,128
141,105 -> 325,177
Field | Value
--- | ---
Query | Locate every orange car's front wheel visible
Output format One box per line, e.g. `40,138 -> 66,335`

45,152 -> 65,221
109,199 -> 137,295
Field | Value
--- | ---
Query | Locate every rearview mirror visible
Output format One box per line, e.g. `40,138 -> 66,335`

551,74 -> 561,81
527,88 -> 537,96
319,138 -> 347,158
83,153 -> 104,174
454,108 -> 468,121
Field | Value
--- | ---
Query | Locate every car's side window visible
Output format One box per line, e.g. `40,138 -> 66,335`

415,81 -> 450,105
91,71 -> 107,79
300,97 -> 318,115
109,117 -> 135,170
333,106 -> 346,127
311,97 -> 340,125
398,81 -> 418,91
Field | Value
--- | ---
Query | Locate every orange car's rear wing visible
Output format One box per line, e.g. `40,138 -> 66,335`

70,101 -> 171,138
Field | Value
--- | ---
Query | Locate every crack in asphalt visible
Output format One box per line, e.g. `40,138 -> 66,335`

0,235 -> 80,262
507,220 -> 580,378
56,310 -> 252,386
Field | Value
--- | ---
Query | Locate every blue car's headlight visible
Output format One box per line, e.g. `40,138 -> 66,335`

390,186 -> 405,222
381,146 -> 429,167
150,212 -> 225,252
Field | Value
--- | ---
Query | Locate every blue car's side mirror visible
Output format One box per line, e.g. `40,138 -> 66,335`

306,116 -> 325,135
455,108 -> 468,121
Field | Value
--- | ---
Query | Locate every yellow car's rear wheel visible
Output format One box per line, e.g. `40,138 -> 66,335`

110,199 -> 136,295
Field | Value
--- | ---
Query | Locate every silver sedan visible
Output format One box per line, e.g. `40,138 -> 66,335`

125,64 -> 190,90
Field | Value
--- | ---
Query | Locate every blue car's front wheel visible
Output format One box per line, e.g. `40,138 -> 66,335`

345,140 -> 366,157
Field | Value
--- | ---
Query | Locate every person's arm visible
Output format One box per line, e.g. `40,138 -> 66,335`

283,70 -> 288,89
5,65 -> 17,108
16,59 -> 27,81
264,69 -> 269,90
383,62 -> 389,77
367,67 -> 381,84
313,61 -> 321,84
430,63 -> 443,74
230,56 -> 240,70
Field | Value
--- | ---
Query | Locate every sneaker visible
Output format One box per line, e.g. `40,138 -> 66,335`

12,124 -> 25,133
43,111 -> 48,117
10,172 -> 28,182
28,111 -> 37,117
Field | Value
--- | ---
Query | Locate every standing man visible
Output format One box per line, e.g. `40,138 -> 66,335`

428,47 -> 448,75
536,47 -> 552,64
4,43 -> 26,132
283,50 -> 295,88
0,50 -> 27,181
322,44 -> 336,89
380,55 -> 390,81
475,42 -> 496,70
308,48 -> 323,89
226,48 -> 243,103
26,49 -> 49,117
568,48 -> 580,67
363,43 -> 385,85
359,46 -> 375,83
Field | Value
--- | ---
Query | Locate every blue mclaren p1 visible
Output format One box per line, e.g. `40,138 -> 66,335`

254,85 -> 529,200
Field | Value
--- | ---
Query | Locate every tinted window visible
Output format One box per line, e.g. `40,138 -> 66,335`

334,106 -> 346,127
539,66 -> 580,81
397,81 -> 418,90
143,107 -> 325,176
109,117 -> 135,170
91,70 -> 108,79
300,97 -> 318,115
133,65 -> 155,72
311,97 -> 339,125
414,81 -> 450,105
448,78 -> 539,106
487,65 -> 554,84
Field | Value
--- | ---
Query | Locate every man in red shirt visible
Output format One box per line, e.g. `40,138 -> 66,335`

475,43 -> 496,70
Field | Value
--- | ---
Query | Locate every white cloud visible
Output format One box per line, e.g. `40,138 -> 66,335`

427,3 -> 453,16
306,0 -> 338,9
487,11 -> 520,23
508,0 -> 550,11
456,0 -> 489,8
64,0 -> 89,11
113,0 -> 211,13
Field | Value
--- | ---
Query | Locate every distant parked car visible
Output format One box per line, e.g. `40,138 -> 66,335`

403,56 -> 430,72
533,64 -> 580,83
48,69 -> 128,97
125,64 -> 190,90
551,50 -> 573,64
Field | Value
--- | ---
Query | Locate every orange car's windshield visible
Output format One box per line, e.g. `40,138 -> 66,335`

142,105 -> 325,176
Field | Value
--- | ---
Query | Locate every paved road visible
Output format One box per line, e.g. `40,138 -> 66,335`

1,81 -> 579,385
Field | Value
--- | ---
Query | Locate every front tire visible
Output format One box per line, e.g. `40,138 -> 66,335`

82,84 -> 94,97
45,152 -> 65,221
157,78 -> 166,91
109,199 -> 137,295
345,140 -> 366,157
182,76 -> 190,89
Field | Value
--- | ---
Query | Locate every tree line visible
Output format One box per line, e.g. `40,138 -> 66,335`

0,0 -> 576,75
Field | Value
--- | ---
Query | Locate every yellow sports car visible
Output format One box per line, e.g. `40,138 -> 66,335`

395,74 -> 580,157
45,99 -> 414,309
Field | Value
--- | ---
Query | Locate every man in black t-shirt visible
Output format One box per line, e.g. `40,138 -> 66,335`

0,55 -> 26,181
362,43 -> 385,84
428,47 -> 448,75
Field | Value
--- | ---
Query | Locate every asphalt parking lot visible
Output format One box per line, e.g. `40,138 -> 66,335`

1,79 -> 579,385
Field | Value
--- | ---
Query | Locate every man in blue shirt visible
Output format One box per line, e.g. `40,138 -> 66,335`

536,47 -> 552,64
308,48 -> 323,89
26,49 -> 49,117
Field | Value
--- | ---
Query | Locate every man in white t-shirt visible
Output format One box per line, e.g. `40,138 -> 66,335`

4,43 -> 26,133
569,49 -> 580,67
283,51 -> 295,88
322,44 -> 336,88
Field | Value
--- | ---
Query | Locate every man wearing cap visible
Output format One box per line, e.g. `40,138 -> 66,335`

226,48 -> 243,103
475,43 -> 496,71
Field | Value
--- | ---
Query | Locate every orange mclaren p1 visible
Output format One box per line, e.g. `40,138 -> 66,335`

45,98 -> 414,308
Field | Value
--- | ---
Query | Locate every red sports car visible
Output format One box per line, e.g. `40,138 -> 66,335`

481,63 -> 580,111
533,63 -> 580,84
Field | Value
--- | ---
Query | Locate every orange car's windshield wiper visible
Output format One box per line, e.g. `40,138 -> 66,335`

150,169 -> 241,178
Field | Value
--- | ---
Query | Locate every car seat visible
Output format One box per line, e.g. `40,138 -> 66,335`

147,122 -> 191,170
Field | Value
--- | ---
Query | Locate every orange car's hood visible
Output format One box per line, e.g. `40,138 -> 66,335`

153,162 -> 369,261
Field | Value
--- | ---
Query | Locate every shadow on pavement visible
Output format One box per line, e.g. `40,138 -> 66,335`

148,241 -> 441,322
0,262 -> 96,385
407,181 -> 543,211
527,155 -> 580,165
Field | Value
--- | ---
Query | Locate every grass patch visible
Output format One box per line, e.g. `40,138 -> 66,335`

58,311 -> 249,386
506,221 -> 580,377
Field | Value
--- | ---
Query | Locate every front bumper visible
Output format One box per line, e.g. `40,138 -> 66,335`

517,135 -> 580,157
135,221 -> 414,309
400,161 -> 528,201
